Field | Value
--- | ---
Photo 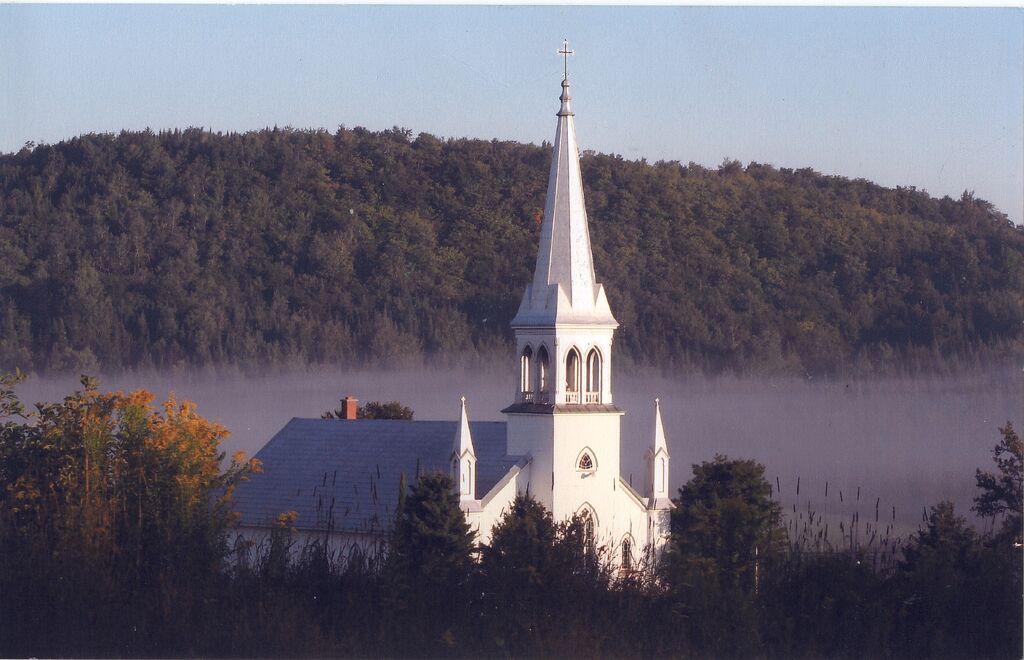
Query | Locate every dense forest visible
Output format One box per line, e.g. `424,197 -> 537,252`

1,127 -> 1021,376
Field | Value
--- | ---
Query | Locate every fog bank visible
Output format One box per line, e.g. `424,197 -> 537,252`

14,366 -> 1021,535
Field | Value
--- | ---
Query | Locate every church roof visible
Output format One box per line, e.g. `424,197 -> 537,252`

232,418 -> 520,534
511,75 -> 617,328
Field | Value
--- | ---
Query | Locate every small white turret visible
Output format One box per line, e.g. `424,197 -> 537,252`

646,398 -> 671,506
451,396 -> 477,502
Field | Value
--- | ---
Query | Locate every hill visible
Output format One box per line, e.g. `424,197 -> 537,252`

0,126 -> 1021,375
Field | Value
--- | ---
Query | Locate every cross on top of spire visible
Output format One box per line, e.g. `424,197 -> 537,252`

558,39 -> 574,80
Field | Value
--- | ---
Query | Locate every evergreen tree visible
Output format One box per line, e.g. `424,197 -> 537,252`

479,494 -> 556,651
662,454 -> 787,655
383,472 -> 474,653
973,422 -> 1023,544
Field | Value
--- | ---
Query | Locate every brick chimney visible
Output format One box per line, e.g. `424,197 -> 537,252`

342,396 -> 358,420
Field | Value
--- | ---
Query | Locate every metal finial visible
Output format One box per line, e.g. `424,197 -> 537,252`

558,39 -> 574,80
460,396 -> 466,405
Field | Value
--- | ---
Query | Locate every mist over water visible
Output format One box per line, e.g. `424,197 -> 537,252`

14,365 -> 1021,536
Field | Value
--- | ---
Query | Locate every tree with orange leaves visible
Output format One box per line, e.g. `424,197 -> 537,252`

0,372 -> 260,656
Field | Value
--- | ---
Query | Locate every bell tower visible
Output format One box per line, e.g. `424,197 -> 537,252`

508,44 -> 618,410
502,44 -> 624,543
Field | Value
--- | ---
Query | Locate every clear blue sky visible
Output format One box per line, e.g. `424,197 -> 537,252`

2,5 -> 1021,223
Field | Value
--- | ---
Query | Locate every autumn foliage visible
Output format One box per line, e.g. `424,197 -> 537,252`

0,372 -> 259,656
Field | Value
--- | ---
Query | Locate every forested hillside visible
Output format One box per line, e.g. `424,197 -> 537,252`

1,127 -> 1021,375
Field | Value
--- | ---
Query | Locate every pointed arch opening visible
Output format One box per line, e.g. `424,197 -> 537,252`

565,347 -> 582,403
536,346 -> 550,403
585,348 -> 602,404
658,456 -> 667,494
621,535 -> 634,571
576,504 -> 597,551
520,345 -> 534,402
576,447 -> 597,473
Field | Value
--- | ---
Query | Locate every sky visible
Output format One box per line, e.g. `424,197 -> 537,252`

1,6 -> 1022,223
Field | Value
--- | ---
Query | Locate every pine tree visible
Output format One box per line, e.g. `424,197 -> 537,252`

384,472 -> 474,652
973,422 -> 1023,544
479,494 -> 556,651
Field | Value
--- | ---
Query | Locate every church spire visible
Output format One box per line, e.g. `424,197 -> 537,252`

511,45 -> 617,328
652,398 -> 668,456
646,398 -> 671,503
452,397 -> 476,501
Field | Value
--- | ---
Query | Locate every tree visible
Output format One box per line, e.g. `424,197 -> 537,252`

973,421 -> 1022,543
666,454 -> 786,591
894,501 -> 1009,657
383,472 -> 474,652
358,400 -> 414,420
662,454 -> 786,656
321,399 -> 414,420
0,373 -> 259,656
479,494 -> 557,651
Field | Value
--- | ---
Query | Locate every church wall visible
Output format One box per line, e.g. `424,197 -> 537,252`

230,525 -> 387,564
505,413 -> 555,510
467,461 -> 533,545
550,411 -> 623,539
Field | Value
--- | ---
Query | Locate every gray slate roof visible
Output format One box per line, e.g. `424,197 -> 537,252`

232,418 -> 518,534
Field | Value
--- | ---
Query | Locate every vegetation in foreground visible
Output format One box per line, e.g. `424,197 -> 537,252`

1,128 -> 1022,376
0,375 -> 1020,657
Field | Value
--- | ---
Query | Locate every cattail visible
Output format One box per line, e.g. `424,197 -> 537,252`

797,476 -> 801,495
875,498 -> 880,522
857,486 -> 861,501
840,490 -> 844,503
777,476 -> 781,493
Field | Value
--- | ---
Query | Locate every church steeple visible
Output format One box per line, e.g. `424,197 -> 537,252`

451,397 -> 476,501
511,53 -> 617,328
646,398 -> 671,505
509,45 -> 617,409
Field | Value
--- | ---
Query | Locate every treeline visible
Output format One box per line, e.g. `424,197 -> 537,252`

0,377 -> 1020,657
1,127 -> 1022,375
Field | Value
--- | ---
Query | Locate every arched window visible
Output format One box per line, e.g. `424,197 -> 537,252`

520,346 -> 533,397
621,537 -> 633,571
576,447 -> 597,472
658,457 -> 666,493
585,348 -> 602,403
536,346 -> 550,400
565,348 -> 581,402
578,507 -> 596,549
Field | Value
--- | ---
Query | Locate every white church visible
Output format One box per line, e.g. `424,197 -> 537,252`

233,56 -> 673,564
